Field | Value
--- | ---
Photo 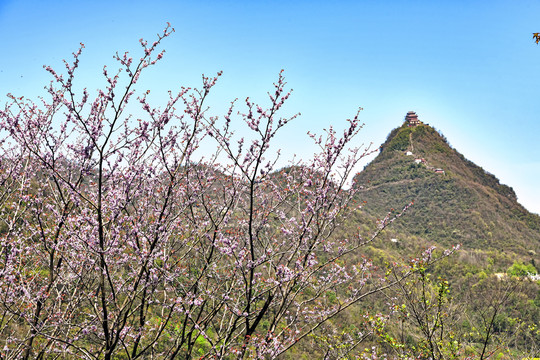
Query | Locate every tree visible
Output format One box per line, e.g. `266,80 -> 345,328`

507,261 -> 537,277
0,24 -> 439,359
366,247 -> 463,360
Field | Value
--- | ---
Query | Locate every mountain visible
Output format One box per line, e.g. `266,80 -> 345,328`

353,113 -> 540,262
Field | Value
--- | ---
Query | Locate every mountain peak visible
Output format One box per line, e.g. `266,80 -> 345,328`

379,119 -> 451,159
353,114 -> 540,255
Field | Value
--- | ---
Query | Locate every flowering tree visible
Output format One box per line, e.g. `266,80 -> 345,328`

0,24 -> 433,359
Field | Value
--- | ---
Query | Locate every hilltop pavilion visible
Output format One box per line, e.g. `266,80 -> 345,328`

405,111 -> 421,126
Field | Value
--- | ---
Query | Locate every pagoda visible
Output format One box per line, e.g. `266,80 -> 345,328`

405,111 -> 421,126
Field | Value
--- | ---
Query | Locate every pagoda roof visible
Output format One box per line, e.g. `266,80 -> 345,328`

404,111 -> 421,124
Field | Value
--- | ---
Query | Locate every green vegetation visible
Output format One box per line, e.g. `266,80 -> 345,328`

382,125 -> 413,152
507,261 -> 538,277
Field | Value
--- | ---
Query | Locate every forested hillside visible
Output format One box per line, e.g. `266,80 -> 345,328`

354,121 -> 540,254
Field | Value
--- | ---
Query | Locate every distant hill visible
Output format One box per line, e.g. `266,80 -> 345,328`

353,115 -> 540,261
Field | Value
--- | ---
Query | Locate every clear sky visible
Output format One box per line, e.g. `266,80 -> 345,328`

1,0 -> 539,214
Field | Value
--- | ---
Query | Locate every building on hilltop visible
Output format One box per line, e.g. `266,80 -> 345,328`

405,111 -> 421,126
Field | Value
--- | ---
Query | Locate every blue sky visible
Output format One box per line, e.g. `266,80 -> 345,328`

1,0 -> 539,213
